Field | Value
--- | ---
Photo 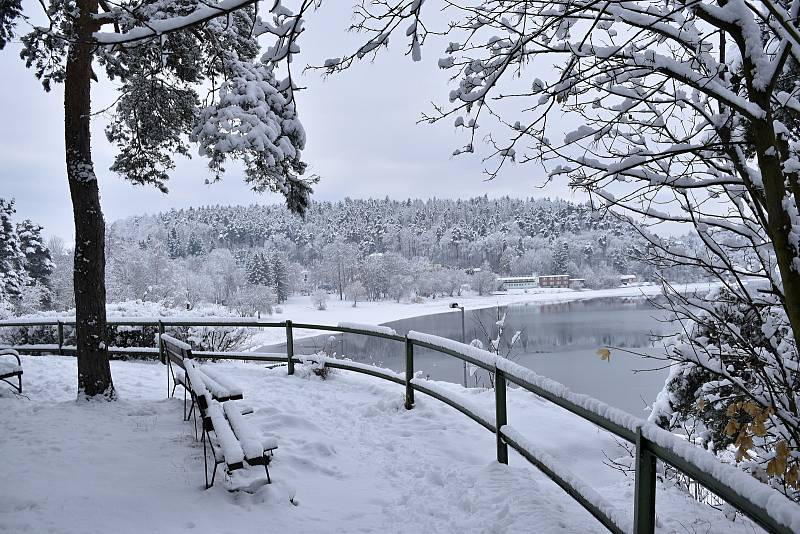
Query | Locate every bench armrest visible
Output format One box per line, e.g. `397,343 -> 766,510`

0,349 -> 21,367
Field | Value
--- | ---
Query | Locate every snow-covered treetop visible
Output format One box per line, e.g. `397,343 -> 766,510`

4,0 -> 318,214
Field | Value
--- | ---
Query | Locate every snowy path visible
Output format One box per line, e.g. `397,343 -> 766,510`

0,356 -> 761,533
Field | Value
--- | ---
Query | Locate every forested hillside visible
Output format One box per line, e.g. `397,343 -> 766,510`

98,197 -> 701,310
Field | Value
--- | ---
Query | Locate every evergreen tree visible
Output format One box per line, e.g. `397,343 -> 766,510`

186,233 -> 204,256
17,219 -> 55,308
552,241 -> 569,274
271,252 -> 289,303
246,251 -> 272,286
611,249 -> 629,274
17,219 -> 54,286
0,199 -> 26,302
167,228 -> 183,259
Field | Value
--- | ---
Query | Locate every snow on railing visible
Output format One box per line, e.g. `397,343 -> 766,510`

336,322 -> 397,337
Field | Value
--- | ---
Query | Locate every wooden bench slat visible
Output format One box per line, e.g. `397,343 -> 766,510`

223,402 -> 276,464
207,400 -> 245,468
200,366 -> 244,398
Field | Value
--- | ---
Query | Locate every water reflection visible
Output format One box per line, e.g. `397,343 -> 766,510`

266,297 -> 673,416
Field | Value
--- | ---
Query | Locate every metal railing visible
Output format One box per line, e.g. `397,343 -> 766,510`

1,317 -> 797,534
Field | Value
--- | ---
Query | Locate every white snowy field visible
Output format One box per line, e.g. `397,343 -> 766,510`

0,354 -> 764,533
250,282 -> 714,349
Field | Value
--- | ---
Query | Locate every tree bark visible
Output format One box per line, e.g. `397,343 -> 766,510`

751,109 -> 800,343
65,0 -> 114,398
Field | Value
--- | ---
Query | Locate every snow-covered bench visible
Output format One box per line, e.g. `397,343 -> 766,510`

161,334 -> 244,420
185,360 -> 277,489
0,349 -> 22,394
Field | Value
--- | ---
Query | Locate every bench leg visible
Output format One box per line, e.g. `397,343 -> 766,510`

264,456 -> 272,485
202,430 -> 220,489
1,376 -> 21,394
203,431 -> 210,489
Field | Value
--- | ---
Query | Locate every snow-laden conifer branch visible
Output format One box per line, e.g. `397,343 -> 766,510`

91,0 -> 260,44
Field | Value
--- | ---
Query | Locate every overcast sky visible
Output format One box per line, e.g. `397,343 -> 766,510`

0,3 -> 581,243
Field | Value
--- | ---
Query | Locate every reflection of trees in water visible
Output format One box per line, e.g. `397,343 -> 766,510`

281,297 -> 667,365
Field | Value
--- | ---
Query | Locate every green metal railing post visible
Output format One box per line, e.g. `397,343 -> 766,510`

634,427 -> 657,534
405,337 -> 414,410
57,321 -> 64,355
495,366 -> 508,464
286,320 -> 294,375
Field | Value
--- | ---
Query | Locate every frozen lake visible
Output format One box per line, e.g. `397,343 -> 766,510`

267,297 -> 672,417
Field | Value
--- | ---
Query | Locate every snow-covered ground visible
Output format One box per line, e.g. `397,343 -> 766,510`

250,282 -> 714,349
0,354 -> 763,533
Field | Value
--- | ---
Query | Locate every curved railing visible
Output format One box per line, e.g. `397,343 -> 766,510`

1,317 -> 798,534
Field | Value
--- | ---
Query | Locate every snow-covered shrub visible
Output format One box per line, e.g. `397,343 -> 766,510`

229,285 -> 275,317
345,281 -> 366,307
311,289 -> 329,310
583,266 -> 621,289
650,288 -> 799,498
473,266 -> 498,296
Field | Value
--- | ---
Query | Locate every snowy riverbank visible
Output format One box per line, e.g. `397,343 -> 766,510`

0,355 -> 762,533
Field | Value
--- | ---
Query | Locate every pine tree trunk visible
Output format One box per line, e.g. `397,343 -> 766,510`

65,0 -> 114,398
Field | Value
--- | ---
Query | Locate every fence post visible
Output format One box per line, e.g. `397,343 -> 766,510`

634,426 -> 657,534
57,321 -> 64,355
157,321 -> 165,363
286,320 -> 294,375
405,337 -> 414,410
494,366 -> 508,464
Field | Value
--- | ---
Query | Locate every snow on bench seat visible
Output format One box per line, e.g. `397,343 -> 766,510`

207,400 -> 245,468
160,334 -> 192,352
184,360 -> 212,405
0,361 -> 22,375
222,402 -> 277,463
199,365 -> 244,399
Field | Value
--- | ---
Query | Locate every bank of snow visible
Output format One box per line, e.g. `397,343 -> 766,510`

0,355 -> 770,533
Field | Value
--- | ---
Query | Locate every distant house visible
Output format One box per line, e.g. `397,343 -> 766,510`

538,274 -> 570,288
620,274 -> 637,286
569,278 -> 586,289
465,267 -> 482,275
497,276 -> 538,290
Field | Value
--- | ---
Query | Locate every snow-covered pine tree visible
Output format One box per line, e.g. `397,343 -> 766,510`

552,242 -> 569,275
245,253 -> 261,286
271,252 -> 289,303
17,219 -> 54,286
0,199 -> 27,304
16,219 -> 55,308
1,0 -> 318,397
185,234 -> 204,257
246,251 -> 272,286
167,228 -> 183,259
